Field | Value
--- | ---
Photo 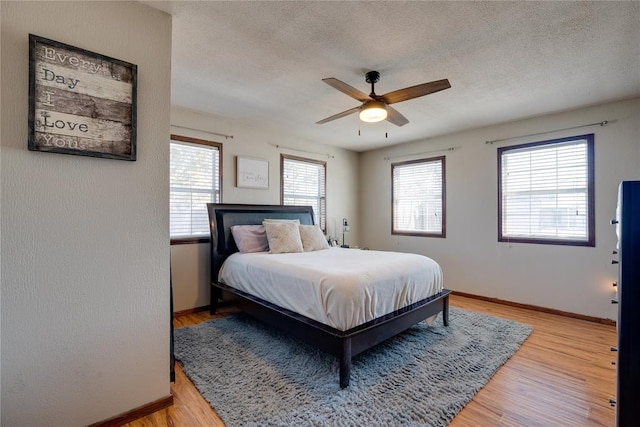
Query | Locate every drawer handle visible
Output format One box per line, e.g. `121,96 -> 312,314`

611,346 -> 618,352
610,398 -> 617,407
612,299 -> 619,304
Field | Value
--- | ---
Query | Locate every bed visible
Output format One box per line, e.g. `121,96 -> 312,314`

207,203 -> 451,388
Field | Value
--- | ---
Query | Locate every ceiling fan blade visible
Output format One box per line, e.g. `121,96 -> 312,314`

381,79 -> 451,105
385,105 -> 409,127
322,78 -> 372,102
316,106 -> 360,124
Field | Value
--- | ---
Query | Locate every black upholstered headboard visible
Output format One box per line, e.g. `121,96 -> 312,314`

206,203 -> 315,283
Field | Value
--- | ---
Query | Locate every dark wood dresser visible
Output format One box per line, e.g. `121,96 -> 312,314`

612,180 -> 640,426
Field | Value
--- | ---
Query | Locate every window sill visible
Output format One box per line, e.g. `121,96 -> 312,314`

498,237 -> 594,247
170,236 -> 210,245
392,231 -> 446,238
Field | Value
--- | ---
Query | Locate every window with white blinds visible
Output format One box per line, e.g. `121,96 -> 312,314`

281,154 -> 326,231
170,135 -> 222,240
392,156 -> 445,237
498,134 -> 594,246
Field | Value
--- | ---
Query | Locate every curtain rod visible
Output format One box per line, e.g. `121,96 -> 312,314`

485,120 -> 609,145
171,124 -> 234,140
269,143 -> 335,159
383,146 -> 461,161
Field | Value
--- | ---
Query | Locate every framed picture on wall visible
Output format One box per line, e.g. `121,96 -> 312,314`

236,156 -> 269,189
28,34 -> 137,161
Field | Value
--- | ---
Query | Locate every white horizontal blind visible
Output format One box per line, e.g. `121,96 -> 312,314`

392,157 -> 444,235
170,140 -> 220,237
282,156 -> 326,230
500,137 -> 590,243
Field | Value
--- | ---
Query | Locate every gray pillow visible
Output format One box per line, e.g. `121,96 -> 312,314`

231,225 -> 269,253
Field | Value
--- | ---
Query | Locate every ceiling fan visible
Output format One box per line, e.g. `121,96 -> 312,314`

316,71 -> 450,127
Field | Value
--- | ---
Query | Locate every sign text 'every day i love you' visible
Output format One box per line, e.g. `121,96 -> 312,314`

28,35 -> 137,160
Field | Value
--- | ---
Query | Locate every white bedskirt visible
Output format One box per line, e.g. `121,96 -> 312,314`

218,248 -> 443,331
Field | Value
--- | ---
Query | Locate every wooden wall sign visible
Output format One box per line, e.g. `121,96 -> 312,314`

28,35 -> 137,161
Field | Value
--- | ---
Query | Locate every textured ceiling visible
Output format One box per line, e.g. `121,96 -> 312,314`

144,1 -> 640,152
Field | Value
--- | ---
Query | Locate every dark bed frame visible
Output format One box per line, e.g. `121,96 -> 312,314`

207,203 -> 451,388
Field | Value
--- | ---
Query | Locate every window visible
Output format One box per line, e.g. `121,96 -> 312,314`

498,134 -> 594,246
392,156 -> 446,237
170,135 -> 222,243
281,154 -> 326,230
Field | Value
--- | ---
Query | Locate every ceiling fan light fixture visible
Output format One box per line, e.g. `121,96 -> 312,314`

359,101 -> 387,123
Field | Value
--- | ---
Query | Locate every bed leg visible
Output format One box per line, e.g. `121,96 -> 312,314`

210,285 -> 219,315
443,294 -> 450,327
339,338 -> 352,388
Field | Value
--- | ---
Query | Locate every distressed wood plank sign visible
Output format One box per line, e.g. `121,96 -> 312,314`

28,34 -> 137,160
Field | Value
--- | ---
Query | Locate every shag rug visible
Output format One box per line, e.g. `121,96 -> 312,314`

174,307 -> 533,427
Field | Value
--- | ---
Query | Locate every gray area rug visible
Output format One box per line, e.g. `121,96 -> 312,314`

174,307 -> 533,426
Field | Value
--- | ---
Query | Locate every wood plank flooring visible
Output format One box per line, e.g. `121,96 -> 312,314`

125,295 -> 616,426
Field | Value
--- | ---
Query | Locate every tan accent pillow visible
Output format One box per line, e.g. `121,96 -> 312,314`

263,221 -> 304,254
299,225 -> 330,252
262,218 -> 300,224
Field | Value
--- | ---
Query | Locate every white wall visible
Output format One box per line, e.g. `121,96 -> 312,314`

170,106 -> 360,312
1,2 -> 172,425
360,98 -> 640,321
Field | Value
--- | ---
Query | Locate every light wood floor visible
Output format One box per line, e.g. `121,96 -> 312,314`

126,295 -> 617,426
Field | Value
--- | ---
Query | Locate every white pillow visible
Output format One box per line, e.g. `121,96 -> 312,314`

299,224 -> 330,252
262,218 -> 301,224
262,221 -> 304,254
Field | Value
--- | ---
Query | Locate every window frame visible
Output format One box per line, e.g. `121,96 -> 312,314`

497,133 -> 595,247
391,155 -> 446,238
280,154 -> 327,232
170,134 -> 223,245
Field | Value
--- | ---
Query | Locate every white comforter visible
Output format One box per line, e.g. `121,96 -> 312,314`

218,248 -> 443,331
